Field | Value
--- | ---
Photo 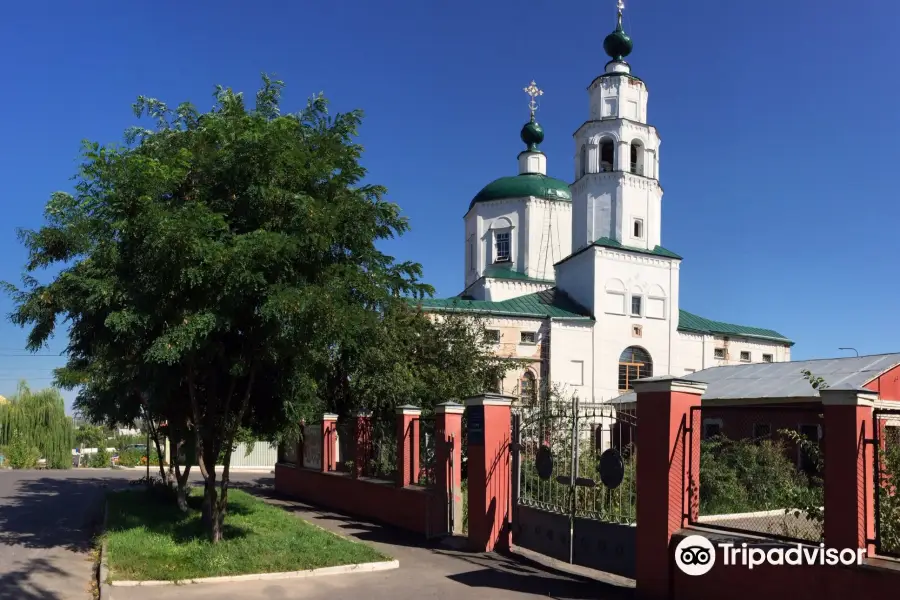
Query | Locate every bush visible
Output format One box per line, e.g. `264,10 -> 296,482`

6,429 -> 41,469
117,449 -> 142,467
699,435 -> 817,516
89,448 -> 111,468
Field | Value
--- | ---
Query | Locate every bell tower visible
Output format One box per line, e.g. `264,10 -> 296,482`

570,0 -> 662,254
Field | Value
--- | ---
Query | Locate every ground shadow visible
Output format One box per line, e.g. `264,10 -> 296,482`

443,551 -> 634,600
0,472 -> 130,552
0,557 -> 70,600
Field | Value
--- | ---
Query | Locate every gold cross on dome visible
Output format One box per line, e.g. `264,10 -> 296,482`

523,80 -> 543,118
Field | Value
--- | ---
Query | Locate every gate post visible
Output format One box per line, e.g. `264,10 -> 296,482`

321,414 -> 338,473
396,405 -> 421,488
436,401 -> 464,535
820,386 -> 876,554
633,376 -> 706,600
465,393 -> 515,552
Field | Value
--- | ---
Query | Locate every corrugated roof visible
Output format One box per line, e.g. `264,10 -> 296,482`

410,288 -> 592,321
679,309 -> 792,344
610,353 -> 900,404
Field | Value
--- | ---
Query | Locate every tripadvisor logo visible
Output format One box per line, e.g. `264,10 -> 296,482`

674,535 -> 867,576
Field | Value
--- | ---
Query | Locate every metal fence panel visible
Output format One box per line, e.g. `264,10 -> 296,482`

689,404 -> 824,543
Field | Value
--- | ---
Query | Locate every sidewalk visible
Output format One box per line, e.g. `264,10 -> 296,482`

115,487 -> 635,600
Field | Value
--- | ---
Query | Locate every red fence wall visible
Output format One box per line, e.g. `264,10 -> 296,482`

671,532 -> 899,600
275,463 -> 442,535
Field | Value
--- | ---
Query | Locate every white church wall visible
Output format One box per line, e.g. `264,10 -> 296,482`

588,74 -> 648,124
672,332 -> 791,375
483,279 -> 553,302
465,199 -> 524,286
549,320 -> 594,402
591,249 -> 680,399
524,199 -> 571,281
555,246 -> 597,314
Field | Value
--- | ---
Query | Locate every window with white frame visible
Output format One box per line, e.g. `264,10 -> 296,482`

631,295 -> 642,316
740,350 -> 751,362
762,353 -> 773,363
633,218 -> 644,239
494,231 -> 511,262
520,331 -> 536,344
714,348 -> 726,359
484,329 -> 500,344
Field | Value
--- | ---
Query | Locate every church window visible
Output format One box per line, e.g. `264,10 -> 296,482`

740,351 -> 751,362
468,236 -> 475,270
630,295 -> 642,316
579,144 -> 587,177
632,218 -> 644,239
495,231 -> 511,262
714,348 -> 726,359
519,371 -> 537,406
630,141 -> 645,175
762,353 -> 773,363
618,346 -> 652,392
600,140 -> 615,172
484,329 -> 500,344
520,331 -> 536,344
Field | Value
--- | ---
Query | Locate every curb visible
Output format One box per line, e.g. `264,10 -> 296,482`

109,560 -> 400,586
98,500 -> 111,600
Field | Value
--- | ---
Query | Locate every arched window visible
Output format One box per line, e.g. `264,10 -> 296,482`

519,371 -> 537,406
630,140 -> 644,175
618,346 -> 653,392
600,140 -> 615,172
579,144 -> 587,177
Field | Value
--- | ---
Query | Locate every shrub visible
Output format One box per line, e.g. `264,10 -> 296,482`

117,449 -> 142,467
6,429 -> 41,469
89,448 -> 111,468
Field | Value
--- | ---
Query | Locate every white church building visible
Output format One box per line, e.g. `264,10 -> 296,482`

414,4 -> 792,403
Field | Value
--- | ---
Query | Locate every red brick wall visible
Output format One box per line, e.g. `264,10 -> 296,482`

274,463 -> 441,535
671,534 -> 899,600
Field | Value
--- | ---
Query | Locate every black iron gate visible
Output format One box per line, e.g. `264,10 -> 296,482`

511,398 -> 637,578
419,416 -> 457,539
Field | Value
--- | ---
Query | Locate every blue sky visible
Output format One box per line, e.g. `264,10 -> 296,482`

0,0 -> 897,413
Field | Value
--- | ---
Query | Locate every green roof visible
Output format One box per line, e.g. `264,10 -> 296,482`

469,174 -> 571,211
410,288 -> 592,321
679,309 -> 793,345
593,237 -> 682,259
482,263 -> 555,284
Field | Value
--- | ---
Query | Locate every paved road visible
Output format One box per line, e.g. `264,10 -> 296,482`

0,468 -> 270,600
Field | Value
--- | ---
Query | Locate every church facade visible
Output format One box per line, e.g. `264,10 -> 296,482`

414,6 -> 792,404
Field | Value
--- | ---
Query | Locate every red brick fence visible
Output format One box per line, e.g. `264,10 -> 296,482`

275,379 -> 900,599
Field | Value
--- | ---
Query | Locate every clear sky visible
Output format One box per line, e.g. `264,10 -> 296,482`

0,0 -> 897,413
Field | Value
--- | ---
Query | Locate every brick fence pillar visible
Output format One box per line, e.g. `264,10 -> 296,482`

436,401 -> 465,535
321,413 -> 338,472
353,410 -> 373,478
633,376 -> 706,600
465,393 -> 514,552
396,405 -> 421,487
821,385 -> 877,555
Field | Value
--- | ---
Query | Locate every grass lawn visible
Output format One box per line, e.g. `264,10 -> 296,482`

104,488 -> 389,581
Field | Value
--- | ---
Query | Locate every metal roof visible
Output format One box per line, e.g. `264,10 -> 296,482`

609,353 -> 900,404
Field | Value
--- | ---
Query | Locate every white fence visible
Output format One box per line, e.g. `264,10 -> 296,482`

228,442 -> 279,468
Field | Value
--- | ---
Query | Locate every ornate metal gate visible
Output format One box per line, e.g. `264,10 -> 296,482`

511,398 -> 637,578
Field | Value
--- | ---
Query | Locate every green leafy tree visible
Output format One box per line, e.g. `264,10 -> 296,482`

0,383 -> 73,469
6,75 -> 432,541
75,424 -> 107,449
6,429 -> 41,469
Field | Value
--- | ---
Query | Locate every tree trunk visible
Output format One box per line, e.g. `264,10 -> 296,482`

200,451 -> 222,542
174,457 -> 191,513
